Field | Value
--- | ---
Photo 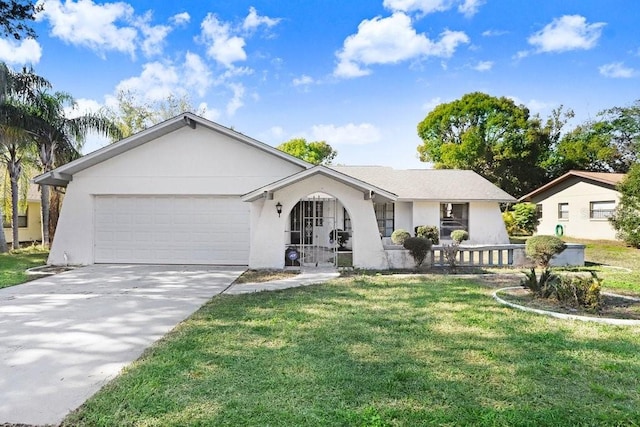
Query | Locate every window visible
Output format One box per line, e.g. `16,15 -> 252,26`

343,208 -> 352,232
374,202 -> 394,237
590,201 -> 615,219
536,204 -> 543,219
440,203 -> 469,238
558,203 -> 569,220
2,209 -> 28,228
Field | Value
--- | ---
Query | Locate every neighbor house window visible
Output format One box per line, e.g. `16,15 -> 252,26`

536,204 -> 543,219
374,202 -> 394,237
590,201 -> 616,219
440,203 -> 469,238
558,203 -> 569,220
2,208 -> 28,228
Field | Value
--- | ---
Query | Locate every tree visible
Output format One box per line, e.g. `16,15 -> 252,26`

29,90 -> 121,246
416,92 -> 550,198
102,90 -> 207,140
277,138 -> 337,165
544,120 -> 619,177
0,64 -> 49,250
0,0 -> 41,40
610,163 -> 640,247
597,100 -> 640,172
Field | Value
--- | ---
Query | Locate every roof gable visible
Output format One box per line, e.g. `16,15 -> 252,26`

242,166 -> 397,202
519,170 -> 625,202
34,113 -> 311,186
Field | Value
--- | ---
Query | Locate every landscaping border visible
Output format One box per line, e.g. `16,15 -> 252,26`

493,286 -> 640,326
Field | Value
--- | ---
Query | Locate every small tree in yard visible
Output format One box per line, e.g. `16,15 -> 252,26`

403,237 -> 432,268
610,163 -> 640,247
525,235 -> 566,268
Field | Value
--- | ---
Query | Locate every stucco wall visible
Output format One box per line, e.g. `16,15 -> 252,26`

248,174 -> 389,270
394,202 -> 413,234
531,178 -> 619,240
3,201 -> 42,244
48,126 -> 304,265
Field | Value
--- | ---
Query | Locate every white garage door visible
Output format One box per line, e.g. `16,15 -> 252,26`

94,195 -> 250,265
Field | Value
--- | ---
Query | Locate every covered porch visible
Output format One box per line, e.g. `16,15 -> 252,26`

242,166 -> 397,270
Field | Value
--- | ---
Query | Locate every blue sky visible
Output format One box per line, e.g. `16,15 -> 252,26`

1,0 -> 638,169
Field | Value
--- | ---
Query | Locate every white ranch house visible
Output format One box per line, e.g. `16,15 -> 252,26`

34,113 -> 515,270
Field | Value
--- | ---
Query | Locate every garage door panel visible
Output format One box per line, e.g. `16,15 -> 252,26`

94,196 -> 250,265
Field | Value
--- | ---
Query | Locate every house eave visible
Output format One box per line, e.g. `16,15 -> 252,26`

32,113 -> 312,185
242,166 -> 398,202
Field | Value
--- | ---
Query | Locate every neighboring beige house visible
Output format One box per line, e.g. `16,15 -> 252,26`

519,170 -> 625,241
2,185 -> 42,245
34,113 -> 514,269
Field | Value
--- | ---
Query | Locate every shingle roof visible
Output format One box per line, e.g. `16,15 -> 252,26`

331,166 -> 516,202
519,170 -> 626,202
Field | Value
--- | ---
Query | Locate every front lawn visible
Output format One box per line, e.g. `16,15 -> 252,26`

64,275 -> 640,426
0,247 -> 49,289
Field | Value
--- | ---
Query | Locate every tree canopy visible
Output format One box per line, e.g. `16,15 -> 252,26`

102,90 -> 207,140
610,163 -> 640,247
416,92 -> 550,197
0,0 -> 40,40
277,138 -> 337,165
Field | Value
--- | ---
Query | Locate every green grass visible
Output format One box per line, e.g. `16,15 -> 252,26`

0,246 -> 49,289
64,276 -> 640,427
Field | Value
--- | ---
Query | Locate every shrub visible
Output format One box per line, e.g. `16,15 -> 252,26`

553,272 -> 603,312
521,270 -> 603,312
403,237 -> 432,268
502,211 -> 518,235
513,202 -> 539,235
415,225 -> 439,245
525,235 -> 566,268
450,230 -> 469,244
442,243 -> 460,273
521,267 -> 557,298
391,229 -> 411,245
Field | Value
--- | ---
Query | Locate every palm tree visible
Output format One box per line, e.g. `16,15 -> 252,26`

0,64 -> 50,251
29,90 -> 122,246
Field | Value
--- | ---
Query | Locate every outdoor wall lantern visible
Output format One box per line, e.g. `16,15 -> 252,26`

276,202 -> 283,217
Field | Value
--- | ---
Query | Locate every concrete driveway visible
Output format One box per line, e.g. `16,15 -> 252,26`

0,264 -> 244,426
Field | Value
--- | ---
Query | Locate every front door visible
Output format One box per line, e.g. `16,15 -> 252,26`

290,197 -> 337,267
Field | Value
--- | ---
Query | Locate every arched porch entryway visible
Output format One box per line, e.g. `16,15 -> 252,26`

285,193 -> 352,268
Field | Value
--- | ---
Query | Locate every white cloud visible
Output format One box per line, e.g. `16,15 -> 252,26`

528,15 -> 605,53
200,13 -> 246,67
482,29 -> 508,37
116,61 -> 181,101
292,75 -> 314,86
383,0 -> 452,15
422,97 -> 442,111
383,0 -> 484,16
472,60 -> 493,71
226,83 -> 245,116
68,98 -> 103,116
599,62 -> 637,78
135,11 -> 171,57
183,52 -> 213,96
458,0 -> 485,17
334,12 -> 469,78
242,7 -> 280,32
38,0 -> 138,57
311,123 -> 382,145
0,38 -> 42,65
170,12 -> 190,26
